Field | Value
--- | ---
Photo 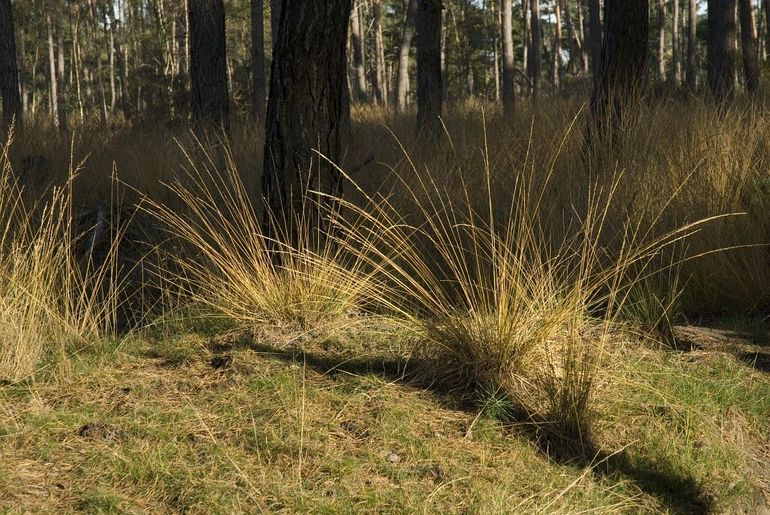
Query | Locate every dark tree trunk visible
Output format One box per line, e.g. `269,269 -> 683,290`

189,0 -> 229,131
251,0 -> 266,119
590,0 -> 649,133
416,0 -> 443,136
707,0 -> 737,101
0,0 -> 21,129
501,0 -> 515,116
588,0 -> 602,83
739,0 -> 760,93
687,0 -> 698,89
262,0 -> 352,245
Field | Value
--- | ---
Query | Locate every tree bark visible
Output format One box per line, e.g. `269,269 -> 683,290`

551,0 -> 562,90
46,13 -> 60,129
396,0 -> 418,113
529,0 -> 542,100
501,0 -> 515,115
189,0 -> 229,132
0,0 -> 22,129
590,0 -> 649,133
372,0 -> 387,105
672,0 -> 681,85
588,0 -> 602,84
658,0 -> 667,83
687,0 -> 698,89
263,0 -> 352,246
251,0 -> 266,119
416,0 -> 443,136
738,0 -> 760,93
707,0 -> 737,101
762,0 -> 770,56
350,1 -> 368,103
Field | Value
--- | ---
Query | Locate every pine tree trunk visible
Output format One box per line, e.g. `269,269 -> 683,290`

373,0 -> 387,105
189,0 -> 229,131
523,0 -> 530,95
262,0 -> 353,246
501,0 -> 515,115
762,0 -> 770,56
89,0 -> 108,122
396,0 -> 418,113
529,0 -> 542,100
46,13 -> 60,129
0,0 -> 22,129
738,0 -> 759,93
416,0 -> 443,136
251,0 -> 266,119
350,1 -> 368,103
551,0 -> 562,90
673,0 -> 681,86
687,0 -> 698,89
658,0 -> 666,83
707,0 -> 737,101
578,2 -> 589,73
590,0 -> 649,133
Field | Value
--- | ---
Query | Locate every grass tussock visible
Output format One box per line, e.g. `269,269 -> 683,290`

0,134 -> 122,381
142,138 -> 380,341
333,114 -> 724,448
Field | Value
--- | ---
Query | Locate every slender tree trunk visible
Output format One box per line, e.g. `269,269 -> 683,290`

672,0 -> 681,85
89,0 -> 107,122
262,0 -> 353,246
46,13 -> 60,129
588,0 -> 602,83
416,0 -> 443,136
551,0 -> 562,90
687,0 -> 698,89
578,2 -> 589,73
563,0 -> 578,74
251,0 -> 266,119
350,1 -> 368,103
529,0 -> 542,100
762,0 -> 770,56
0,0 -> 21,129
658,0 -> 666,83
106,12 -> 117,112
396,0 -> 418,113
590,0 -> 649,133
739,0 -> 760,93
707,0 -> 737,101
189,0 -> 229,132
523,0 -> 530,95
373,0 -> 387,105
501,0 -> 515,115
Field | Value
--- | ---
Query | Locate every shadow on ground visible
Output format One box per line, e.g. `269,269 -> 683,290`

215,336 -> 715,514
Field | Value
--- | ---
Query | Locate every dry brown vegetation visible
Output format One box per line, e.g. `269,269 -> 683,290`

1,99 -> 770,512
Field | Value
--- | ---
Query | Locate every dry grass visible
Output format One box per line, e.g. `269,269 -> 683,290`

0,132 -> 123,381
140,137 -> 382,342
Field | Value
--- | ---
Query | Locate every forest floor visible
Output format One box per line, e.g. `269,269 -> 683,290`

1,319 -> 770,514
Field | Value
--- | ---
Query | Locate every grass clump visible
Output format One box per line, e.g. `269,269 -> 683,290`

143,140 -> 379,342
0,136 -> 122,381
334,119 -> 720,451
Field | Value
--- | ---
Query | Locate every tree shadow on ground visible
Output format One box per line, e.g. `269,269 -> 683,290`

225,338 -> 714,514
